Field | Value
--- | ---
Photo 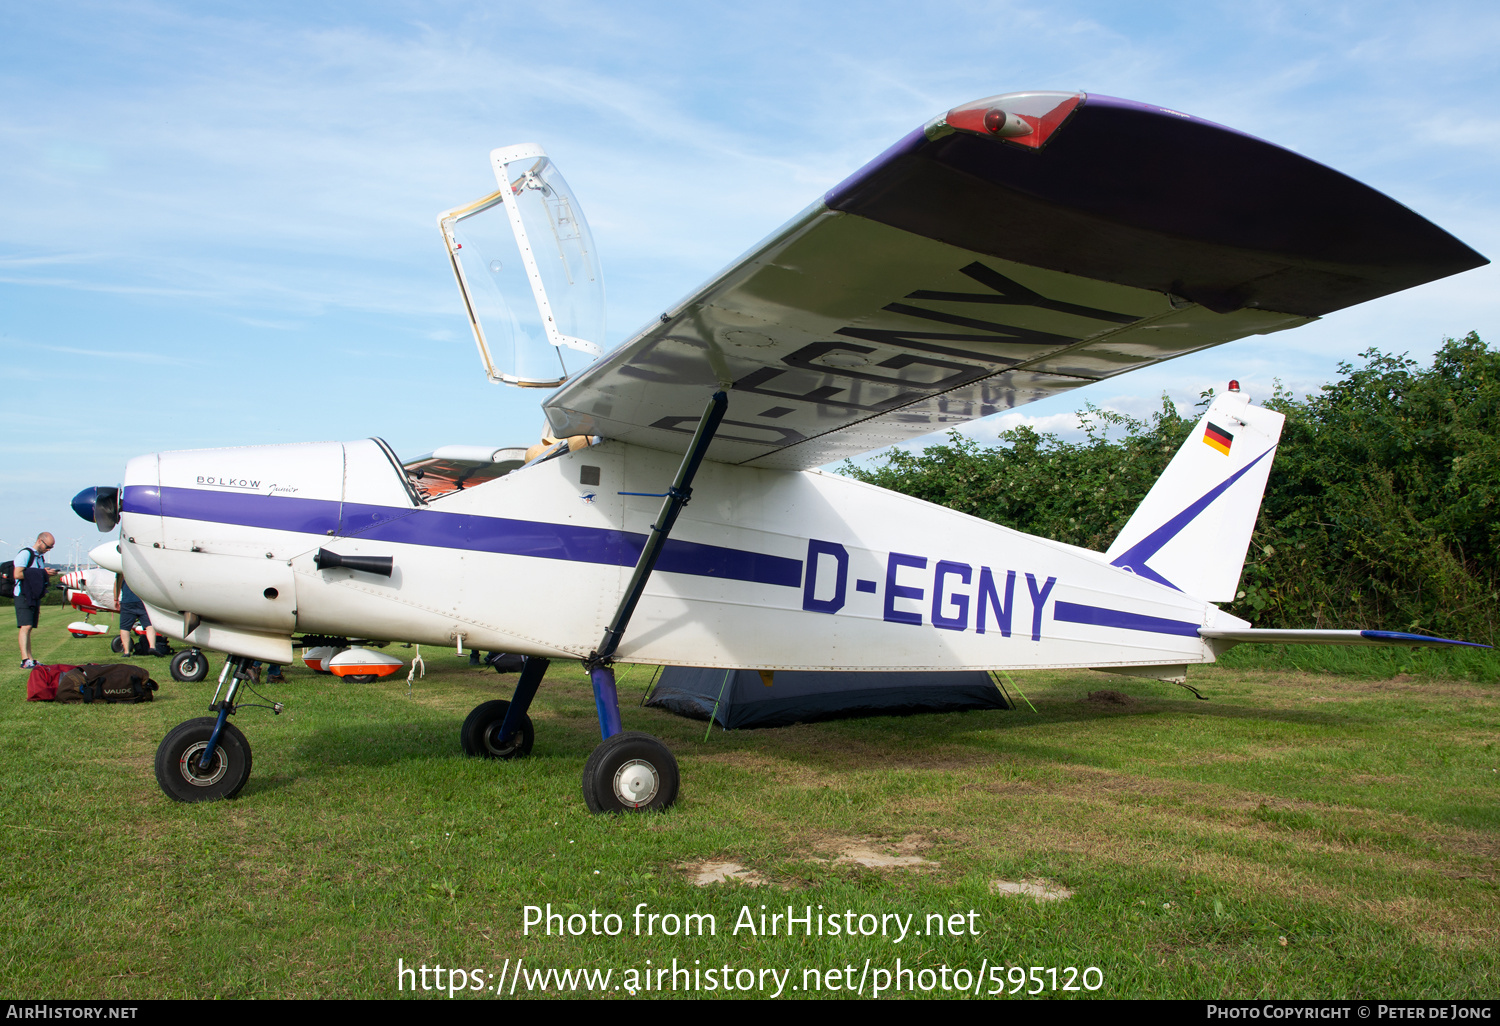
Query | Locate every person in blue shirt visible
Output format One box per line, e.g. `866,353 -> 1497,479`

15,532 -> 59,670
113,573 -> 158,657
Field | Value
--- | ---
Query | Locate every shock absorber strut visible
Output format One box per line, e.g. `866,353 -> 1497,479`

583,390 -> 728,738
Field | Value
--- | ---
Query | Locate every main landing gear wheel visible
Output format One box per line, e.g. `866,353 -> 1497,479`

581,732 -> 679,814
169,649 -> 210,683
460,699 -> 533,759
109,636 -> 124,654
154,718 -> 253,802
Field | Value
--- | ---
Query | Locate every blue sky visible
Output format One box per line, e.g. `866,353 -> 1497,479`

2,1 -> 1497,561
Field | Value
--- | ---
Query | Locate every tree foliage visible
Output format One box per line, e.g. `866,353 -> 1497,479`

840,333 -> 1500,643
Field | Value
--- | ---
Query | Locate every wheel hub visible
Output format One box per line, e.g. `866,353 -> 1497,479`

483,724 -> 522,757
179,742 -> 227,786
613,759 -> 659,807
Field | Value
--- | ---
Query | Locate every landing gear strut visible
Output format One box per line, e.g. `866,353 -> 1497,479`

155,655 -> 258,802
576,390 -> 727,814
456,391 -> 726,814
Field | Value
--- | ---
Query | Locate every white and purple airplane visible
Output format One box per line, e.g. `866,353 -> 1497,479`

71,91 -> 1488,811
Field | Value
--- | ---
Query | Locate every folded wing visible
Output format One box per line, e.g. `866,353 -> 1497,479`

545,90 -> 1486,470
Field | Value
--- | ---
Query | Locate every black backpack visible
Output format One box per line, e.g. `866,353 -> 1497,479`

1,548 -> 47,602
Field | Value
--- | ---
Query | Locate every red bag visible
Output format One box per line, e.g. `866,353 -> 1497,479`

27,664 -> 79,702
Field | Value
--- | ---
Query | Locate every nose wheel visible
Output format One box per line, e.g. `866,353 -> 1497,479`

154,654 -> 264,802
155,717 -> 252,801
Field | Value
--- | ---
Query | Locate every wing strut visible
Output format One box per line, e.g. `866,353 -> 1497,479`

584,390 -> 729,738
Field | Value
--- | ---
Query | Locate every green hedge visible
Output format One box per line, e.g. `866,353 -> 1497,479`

841,333 -> 1499,644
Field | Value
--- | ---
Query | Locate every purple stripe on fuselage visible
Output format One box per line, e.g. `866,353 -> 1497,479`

140,484 -> 344,535
1053,601 -> 1201,638
126,486 -> 803,588
121,483 -> 162,517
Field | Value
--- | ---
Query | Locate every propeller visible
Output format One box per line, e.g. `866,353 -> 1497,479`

70,486 -> 120,532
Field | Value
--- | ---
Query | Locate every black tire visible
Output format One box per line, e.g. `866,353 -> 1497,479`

110,636 -> 124,654
581,731 -> 679,813
343,673 -> 378,683
154,718 -> 253,802
170,650 -> 210,683
460,699 -> 533,759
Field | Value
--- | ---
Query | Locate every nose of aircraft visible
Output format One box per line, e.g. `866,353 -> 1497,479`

71,485 -> 121,532
89,540 -> 124,573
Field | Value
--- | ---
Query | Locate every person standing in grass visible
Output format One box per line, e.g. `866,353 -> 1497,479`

113,573 -> 158,657
14,532 -> 59,670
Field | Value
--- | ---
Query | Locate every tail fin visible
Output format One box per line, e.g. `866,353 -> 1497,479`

1103,391 -> 1284,601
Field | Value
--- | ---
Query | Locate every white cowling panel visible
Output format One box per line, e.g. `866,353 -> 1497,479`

143,603 -> 294,664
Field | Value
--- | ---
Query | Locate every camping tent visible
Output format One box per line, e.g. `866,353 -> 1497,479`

643,666 -> 1011,730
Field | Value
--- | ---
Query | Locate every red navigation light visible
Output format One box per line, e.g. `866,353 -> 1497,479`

982,108 -> 1033,138
1228,379 -> 1240,392
945,90 -> 1084,149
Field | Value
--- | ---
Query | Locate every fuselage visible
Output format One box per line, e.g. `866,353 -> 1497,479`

115,437 -> 1245,670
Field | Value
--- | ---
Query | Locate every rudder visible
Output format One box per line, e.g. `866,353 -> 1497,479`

1103,390 -> 1284,601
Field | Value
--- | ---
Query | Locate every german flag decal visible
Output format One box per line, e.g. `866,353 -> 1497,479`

1203,422 -> 1234,455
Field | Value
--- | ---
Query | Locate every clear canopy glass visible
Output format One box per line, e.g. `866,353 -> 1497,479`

438,144 -> 605,388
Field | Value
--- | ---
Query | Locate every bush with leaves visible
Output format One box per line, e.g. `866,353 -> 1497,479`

841,333 -> 1499,643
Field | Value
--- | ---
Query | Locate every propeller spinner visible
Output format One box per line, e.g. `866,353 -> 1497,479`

71,486 -> 121,532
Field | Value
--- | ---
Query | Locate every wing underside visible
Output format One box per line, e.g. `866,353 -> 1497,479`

544,91 -> 1485,470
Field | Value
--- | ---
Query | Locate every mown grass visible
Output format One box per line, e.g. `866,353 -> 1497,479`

1218,641 -> 1500,682
1,607 -> 1496,1000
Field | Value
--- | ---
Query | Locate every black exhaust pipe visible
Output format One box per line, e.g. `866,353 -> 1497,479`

313,549 -> 393,577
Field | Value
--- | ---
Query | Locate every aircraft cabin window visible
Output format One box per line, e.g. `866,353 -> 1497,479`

401,445 -> 529,500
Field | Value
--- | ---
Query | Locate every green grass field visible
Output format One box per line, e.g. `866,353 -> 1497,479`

2,606 -> 1495,1000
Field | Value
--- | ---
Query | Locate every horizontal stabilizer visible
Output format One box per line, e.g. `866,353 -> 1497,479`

1200,628 -> 1490,649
